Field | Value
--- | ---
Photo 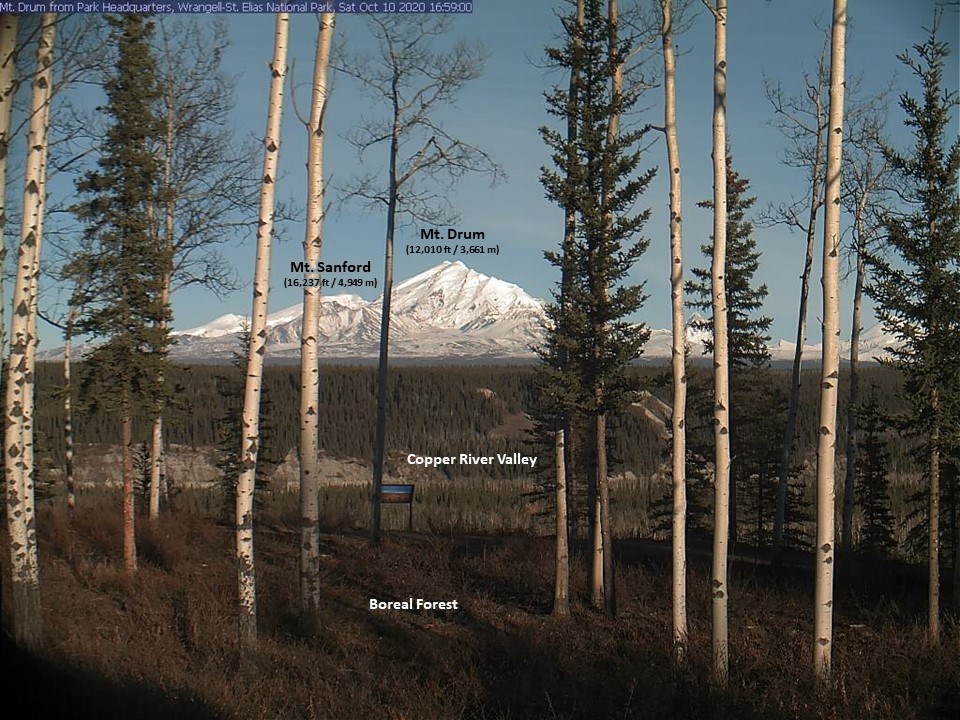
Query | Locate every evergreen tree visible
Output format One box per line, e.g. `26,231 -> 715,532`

688,152 -> 771,368
856,392 -> 896,556
866,18 -> 960,643
540,0 -> 654,616
68,14 -> 171,573
215,331 -> 278,522
687,152 -> 772,544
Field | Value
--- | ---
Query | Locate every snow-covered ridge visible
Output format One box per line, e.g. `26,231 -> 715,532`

168,261 -> 549,360
44,261 -> 898,362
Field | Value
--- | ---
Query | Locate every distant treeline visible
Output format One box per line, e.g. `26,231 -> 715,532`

33,361 -> 912,480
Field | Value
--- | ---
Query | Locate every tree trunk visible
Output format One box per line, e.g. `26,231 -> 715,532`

121,409 -> 137,573
814,0 -> 846,686
928,391 -> 940,644
773,119 -> 823,565
0,13 -> 18,362
236,12 -> 289,648
589,479 -> 603,609
661,0 -> 688,663
64,305 -> 76,513
553,0 -> 582,623
4,13 -> 54,653
842,192 -> 868,553
586,0 -> 623,620
707,0 -> 730,687
149,416 -> 163,519
554,428 -> 570,616
596,411 -> 615,616
370,64 -> 404,547
299,12 -> 335,622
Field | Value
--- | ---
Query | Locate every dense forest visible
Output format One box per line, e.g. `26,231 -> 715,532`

31,361 -> 912,479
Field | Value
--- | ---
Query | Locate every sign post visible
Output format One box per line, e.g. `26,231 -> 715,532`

380,483 -> 415,531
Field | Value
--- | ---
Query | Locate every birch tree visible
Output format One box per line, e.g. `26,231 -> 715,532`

702,0 -> 730,686
4,12 -> 54,651
761,42 -> 828,564
298,11 -> 335,625
235,12 -> 289,647
660,0 -> 688,657
0,13 -> 18,359
813,0 -> 846,685
146,18 -> 264,519
336,15 -> 502,544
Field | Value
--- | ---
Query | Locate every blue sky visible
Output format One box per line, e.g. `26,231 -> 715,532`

25,1 -> 960,347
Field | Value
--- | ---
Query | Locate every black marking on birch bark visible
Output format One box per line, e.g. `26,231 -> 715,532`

817,637 -> 830,646
819,426 -> 831,435
821,543 -> 831,553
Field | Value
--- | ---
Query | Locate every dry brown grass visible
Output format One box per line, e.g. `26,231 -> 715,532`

1,499 -> 957,720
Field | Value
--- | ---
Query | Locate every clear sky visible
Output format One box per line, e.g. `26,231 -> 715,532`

24,1 -> 960,347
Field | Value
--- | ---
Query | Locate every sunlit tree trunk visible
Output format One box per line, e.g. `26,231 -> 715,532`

703,0 -> 730,686
554,429 -> 570,615
661,0 -> 688,663
236,12 -> 289,648
0,13 -> 17,361
814,0 -> 846,686
64,305 -> 76,513
299,12 -> 335,623
121,404 -> 137,573
5,13 -> 55,651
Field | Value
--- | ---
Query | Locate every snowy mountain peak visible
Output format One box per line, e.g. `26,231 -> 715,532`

389,260 -> 543,330
163,263 -> 546,360
149,263 -> 900,362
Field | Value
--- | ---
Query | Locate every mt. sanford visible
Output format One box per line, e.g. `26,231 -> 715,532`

173,261 -> 547,361
152,261 -> 893,362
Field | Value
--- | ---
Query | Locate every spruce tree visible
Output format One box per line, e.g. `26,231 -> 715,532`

688,153 -> 771,368
687,152 -> 773,545
68,14 -> 170,573
866,18 -> 960,643
540,0 -> 654,616
856,392 -> 896,556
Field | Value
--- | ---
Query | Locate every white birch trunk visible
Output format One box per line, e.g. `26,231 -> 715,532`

299,12 -> 335,622
706,0 -> 730,686
236,12 -> 289,648
814,0 -> 846,685
0,13 -> 17,362
64,305 -> 76,513
4,13 -> 55,651
554,429 -> 570,616
661,0 -> 688,663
